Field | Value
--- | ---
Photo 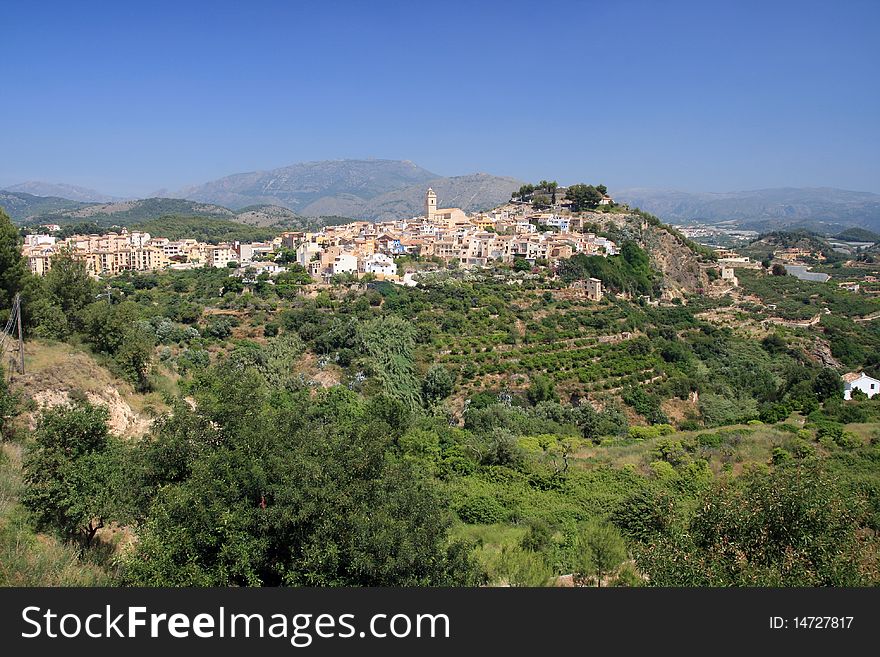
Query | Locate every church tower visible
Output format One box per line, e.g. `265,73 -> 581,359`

425,187 -> 437,222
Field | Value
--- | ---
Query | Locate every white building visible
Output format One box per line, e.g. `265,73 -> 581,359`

514,220 -> 537,234
361,253 -> 397,277
545,215 -> 570,232
594,237 -> 619,255
843,372 -> 880,400
24,234 -> 56,247
128,231 -> 152,248
236,241 -> 275,263
247,261 -> 286,275
720,266 -> 739,286
331,253 -> 358,275
296,242 -> 322,268
586,277 -> 603,301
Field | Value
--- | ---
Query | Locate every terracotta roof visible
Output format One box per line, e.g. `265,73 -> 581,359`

842,372 -> 863,383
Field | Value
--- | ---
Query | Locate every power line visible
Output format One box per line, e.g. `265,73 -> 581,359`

0,294 -> 24,375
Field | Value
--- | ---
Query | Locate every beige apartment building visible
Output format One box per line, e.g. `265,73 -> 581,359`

207,244 -> 237,268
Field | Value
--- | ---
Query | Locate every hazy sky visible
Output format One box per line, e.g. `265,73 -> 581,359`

1,0 -> 878,197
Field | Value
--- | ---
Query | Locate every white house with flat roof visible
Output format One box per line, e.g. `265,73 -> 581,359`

842,371 -> 880,400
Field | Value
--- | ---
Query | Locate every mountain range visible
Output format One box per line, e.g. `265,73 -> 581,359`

2,159 -> 523,224
0,193 -> 315,230
175,159 -> 523,220
2,181 -> 119,203
0,191 -> 88,220
615,187 -> 880,233
4,160 -> 880,233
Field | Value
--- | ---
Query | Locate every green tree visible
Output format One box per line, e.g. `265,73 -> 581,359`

357,316 -> 421,408
565,184 -> 603,212
516,184 -> 535,201
532,194 -> 550,210
527,374 -> 559,405
634,463 -> 875,586
771,263 -> 788,276
81,301 -> 141,354
114,328 -> 155,391
513,257 -> 531,272
205,317 -> 233,339
497,546 -> 554,586
422,365 -> 455,404
574,521 -> 628,586
22,402 -> 125,548
29,296 -> 69,339
43,251 -> 96,327
80,301 -> 155,389
121,383 -> 481,586
761,333 -> 787,354
575,402 -> 601,441
813,368 -> 843,401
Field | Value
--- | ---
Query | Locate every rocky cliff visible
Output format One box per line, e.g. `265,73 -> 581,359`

587,210 -> 711,297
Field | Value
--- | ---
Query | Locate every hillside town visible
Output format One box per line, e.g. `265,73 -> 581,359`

22,188 -> 619,282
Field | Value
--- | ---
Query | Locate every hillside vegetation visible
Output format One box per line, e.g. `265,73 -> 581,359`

2,204 -> 880,587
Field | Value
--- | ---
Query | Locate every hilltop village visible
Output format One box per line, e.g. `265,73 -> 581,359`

22,188 -> 617,290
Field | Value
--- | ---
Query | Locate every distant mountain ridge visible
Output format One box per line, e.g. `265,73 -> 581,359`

0,190 -> 88,220
0,194 -> 350,233
176,159 -> 523,220
615,187 -> 880,234
7,163 -> 880,233
177,159 -> 436,210
3,181 -> 119,203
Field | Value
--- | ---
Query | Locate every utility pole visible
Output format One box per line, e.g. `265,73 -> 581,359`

12,294 -> 24,375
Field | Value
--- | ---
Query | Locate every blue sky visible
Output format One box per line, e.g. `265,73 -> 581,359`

1,0 -> 878,197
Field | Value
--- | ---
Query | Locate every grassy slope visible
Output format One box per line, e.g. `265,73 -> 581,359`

455,416 -> 880,581
1,340 -> 170,586
0,443 -> 111,585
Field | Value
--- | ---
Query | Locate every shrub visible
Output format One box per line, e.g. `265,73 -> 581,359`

455,495 -> 507,524
697,432 -> 722,448
835,431 -> 861,450
649,459 -> 677,481
205,318 -> 233,339
771,447 -> 791,465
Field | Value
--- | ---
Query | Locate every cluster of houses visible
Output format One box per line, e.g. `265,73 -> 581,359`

22,188 -> 619,283
22,231 -> 277,278
282,188 -> 618,279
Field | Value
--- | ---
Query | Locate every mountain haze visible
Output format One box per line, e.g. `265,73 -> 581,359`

298,173 -> 524,220
177,159 -> 437,211
28,198 -> 235,225
616,187 -> 880,233
177,159 -> 523,220
5,195 -> 345,232
0,191 -> 87,221
3,181 -> 118,203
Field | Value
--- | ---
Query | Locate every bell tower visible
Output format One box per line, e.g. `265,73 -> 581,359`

425,187 -> 437,222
